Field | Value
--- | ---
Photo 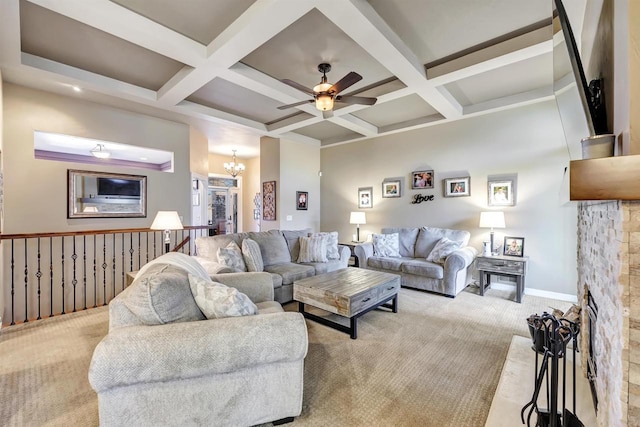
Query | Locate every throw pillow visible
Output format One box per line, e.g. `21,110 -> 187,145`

310,231 -> 340,260
216,241 -> 246,272
426,237 -> 462,263
372,233 -> 401,257
241,238 -> 264,272
188,274 -> 257,319
297,235 -> 328,263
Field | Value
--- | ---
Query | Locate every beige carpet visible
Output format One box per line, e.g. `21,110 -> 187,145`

0,285 -> 571,427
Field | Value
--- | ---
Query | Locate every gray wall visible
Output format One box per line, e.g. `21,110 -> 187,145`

320,100 -> 578,296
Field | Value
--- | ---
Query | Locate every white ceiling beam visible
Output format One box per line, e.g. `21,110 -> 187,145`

330,114 -> 378,137
21,53 -> 157,101
177,100 -> 268,133
428,42 -> 552,86
26,0 -> 205,66
316,0 -> 463,119
157,0 -> 315,106
266,115 -> 319,133
277,132 -> 321,146
463,87 -> 554,116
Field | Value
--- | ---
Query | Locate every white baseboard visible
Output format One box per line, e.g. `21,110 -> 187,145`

489,281 -> 578,303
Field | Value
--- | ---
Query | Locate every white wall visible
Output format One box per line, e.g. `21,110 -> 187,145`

279,139 -> 320,231
0,72 -> 4,325
321,100 -> 578,296
2,83 -> 191,233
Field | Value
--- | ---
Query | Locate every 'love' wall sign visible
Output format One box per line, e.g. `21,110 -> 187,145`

411,194 -> 435,204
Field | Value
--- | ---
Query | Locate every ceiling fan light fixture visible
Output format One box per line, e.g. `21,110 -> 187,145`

315,94 -> 334,111
90,144 -> 110,159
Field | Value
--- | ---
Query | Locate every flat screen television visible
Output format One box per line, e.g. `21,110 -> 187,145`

553,0 -> 608,138
97,177 -> 141,198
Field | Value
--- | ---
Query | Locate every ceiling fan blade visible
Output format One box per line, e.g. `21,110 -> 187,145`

281,79 -> 315,95
328,72 -> 362,94
336,95 -> 377,106
278,99 -> 314,110
322,110 -> 333,119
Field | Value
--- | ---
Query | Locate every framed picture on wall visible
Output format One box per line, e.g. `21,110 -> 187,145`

382,180 -> 401,198
296,191 -> 308,210
411,170 -> 434,189
488,179 -> 515,206
358,187 -> 373,208
503,236 -> 525,257
262,181 -> 276,221
443,177 -> 470,197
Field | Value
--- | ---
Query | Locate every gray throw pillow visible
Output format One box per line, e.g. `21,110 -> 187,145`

297,235 -> 328,263
216,241 -> 246,272
242,238 -> 264,272
372,233 -> 401,257
188,274 -> 257,319
310,231 -> 340,260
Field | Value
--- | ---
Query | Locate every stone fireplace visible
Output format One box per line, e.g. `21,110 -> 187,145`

577,201 -> 640,426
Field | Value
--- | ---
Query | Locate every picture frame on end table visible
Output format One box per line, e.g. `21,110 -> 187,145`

296,191 -> 308,210
382,180 -> 401,198
358,187 -> 373,208
443,177 -> 470,197
411,170 -> 434,189
503,236 -> 524,257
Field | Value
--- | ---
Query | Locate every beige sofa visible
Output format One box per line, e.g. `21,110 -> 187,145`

194,229 -> 350,303
89,253 -> 308,427
354,227 -> 477,297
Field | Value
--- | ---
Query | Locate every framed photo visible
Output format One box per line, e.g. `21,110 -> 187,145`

253,209 -> 260,220
382,180 -> 401,198
262,181 -> 276,221
488,179 -> 515,206
503,236 -> 525,257
358,187 -> 373,208
411,170 -> 434,189
443,177 -> 470,197
296,191 -> 308,210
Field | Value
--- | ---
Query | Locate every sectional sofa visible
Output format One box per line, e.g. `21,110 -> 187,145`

354,227 -> 477,297
194,229 -> 350,303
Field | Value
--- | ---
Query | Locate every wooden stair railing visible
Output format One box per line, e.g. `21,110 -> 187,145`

0,225 -> 214,327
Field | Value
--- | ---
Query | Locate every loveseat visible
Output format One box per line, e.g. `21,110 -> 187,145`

194,229 -> 350,303
89,253 -> 308,427
354,227 -> 478,297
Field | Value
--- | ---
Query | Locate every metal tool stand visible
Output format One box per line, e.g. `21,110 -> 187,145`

521,313 -> 583,427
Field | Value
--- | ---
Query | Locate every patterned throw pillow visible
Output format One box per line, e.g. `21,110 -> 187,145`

188,274 -> 257,319
310,231 -> 340,260
372,233 -> 401,257
216,241 -> 246,272
297,235 -> 328,263
426,237 -> 462,264
241,238 -> 264,272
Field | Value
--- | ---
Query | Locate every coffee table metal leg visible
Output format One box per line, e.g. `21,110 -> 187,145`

350,317 -> 357,339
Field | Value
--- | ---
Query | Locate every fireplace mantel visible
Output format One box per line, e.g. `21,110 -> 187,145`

570,154 -> 640,200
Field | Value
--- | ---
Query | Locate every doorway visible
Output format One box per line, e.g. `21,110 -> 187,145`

207,176 -> 241,234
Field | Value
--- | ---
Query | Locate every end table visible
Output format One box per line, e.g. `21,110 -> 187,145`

476,255 -> 529,303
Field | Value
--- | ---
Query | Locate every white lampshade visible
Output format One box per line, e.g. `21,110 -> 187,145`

479,211 -> 506,229
349,212 -> 367,225
150,211 -> 183,231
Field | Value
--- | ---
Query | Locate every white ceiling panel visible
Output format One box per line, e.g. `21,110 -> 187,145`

294,121 -> 363,142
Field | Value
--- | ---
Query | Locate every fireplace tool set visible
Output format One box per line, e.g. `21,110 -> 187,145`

521,312 -> 583,427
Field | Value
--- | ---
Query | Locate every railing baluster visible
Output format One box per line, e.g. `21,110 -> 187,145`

121,233 -> 125,290
153,232 -> 157,258
49,237 -> 53,318
10,240 -> 15,325
83,235 -> 87,310
93,235 -> 97,308
129,233 -> 134,271
72,236 -> 77,312
146,231 -> 150,264
138,232 -> 141,270
112,235 -> 116,297
36,238 -> 42,320
102,236 -> 107,306
61,236 -> 65,315
24,238 -> 28,323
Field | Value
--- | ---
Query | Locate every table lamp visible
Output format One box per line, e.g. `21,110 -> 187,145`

151,211 -> 184,253
349,212 -> 366,242
479,211 -> 505,256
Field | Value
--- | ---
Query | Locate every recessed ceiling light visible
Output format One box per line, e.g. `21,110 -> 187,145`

72,86 -> 81,92
90,144 -> 110,159
140,157 -> 148,161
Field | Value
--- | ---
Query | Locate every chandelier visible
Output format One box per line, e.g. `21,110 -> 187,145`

223,150 -> 245,178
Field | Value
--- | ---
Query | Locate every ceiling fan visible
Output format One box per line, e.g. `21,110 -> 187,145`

278,63 -> 377,118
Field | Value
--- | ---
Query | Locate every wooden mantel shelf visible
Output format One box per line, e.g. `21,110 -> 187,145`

570,154 -> 640,200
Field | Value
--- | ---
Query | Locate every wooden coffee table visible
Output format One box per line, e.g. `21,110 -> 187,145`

293,268 -> 400,339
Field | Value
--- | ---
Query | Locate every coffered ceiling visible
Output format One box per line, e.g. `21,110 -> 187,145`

0,0 -> 557,157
